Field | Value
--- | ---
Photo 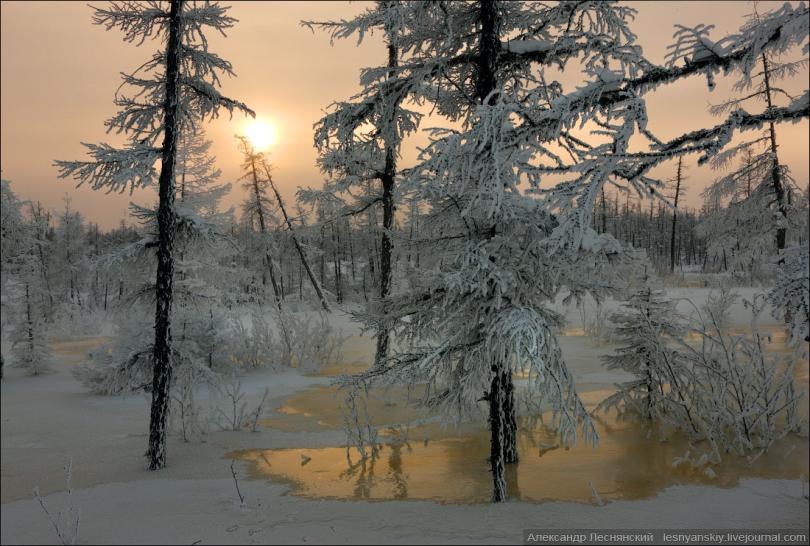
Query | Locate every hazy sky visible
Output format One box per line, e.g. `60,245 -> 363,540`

1,1 -> 807,229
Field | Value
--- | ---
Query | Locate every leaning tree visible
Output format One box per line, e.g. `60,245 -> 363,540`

56,0 -> 253,469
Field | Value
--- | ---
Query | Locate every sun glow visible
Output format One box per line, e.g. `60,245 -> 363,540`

245,119 -> 277,150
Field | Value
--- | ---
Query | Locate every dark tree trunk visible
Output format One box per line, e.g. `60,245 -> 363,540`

332,223 -> 343,303
374,39 -> 399,368
488,363 -> 508,502
249,157 -> 284,307
25,283 -> 36,375
670,157 -> 683,272
475,0 -> 515,502
502,366 -> 518,464
146,0 -> 183,471
320,226 -> 326,286
600,188 -> 607,234
348,221 -> 356,282
761,54 -> 788,254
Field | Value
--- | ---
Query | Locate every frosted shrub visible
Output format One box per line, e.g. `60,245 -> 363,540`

74,307 -> 154,394
229,308 -> 277,369
171,381 -> 210,443
10,283 -> 52,376
229,306 -> 348,373
600,292 -> 806,462
768,244 -> 810,344
702,284 -> 739,332
48,305 -> 111,339
75,305 -> 219,395
341,387 -> 379,462
286,310 -> 348,373
34,460 -> 80,546
215,376 -> 250,431
214,376 -> 269,432
579,301 -> 613,343
682,295 -> 806,458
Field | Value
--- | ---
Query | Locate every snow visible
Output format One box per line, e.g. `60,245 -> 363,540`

3,0 -> 808,540
2,293 -> 807,543
2,477 -> 807,545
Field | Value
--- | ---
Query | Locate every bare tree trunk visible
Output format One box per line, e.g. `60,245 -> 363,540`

320,226 -> 326,286
600,188 -> 607,234
348,220 -> 356,282
261,162 -> 330,312
670,157 -> 683,272
332,223 -> 343,303
248,157 -> 284,307
25,283 -> 37,376
761,54 -> 788,254
146,0 -> 182,471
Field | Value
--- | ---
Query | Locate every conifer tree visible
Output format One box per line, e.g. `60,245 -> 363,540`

56,0 -> 253,469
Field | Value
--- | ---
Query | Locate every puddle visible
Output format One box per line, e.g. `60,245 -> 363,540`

238,323 -> 808,504
314,334 -> 373,377
49,336 -> 115,360
260,384 -> 430,432
230,415 -> 808,504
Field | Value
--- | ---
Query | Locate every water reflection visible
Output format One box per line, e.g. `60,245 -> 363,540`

260,384 -> 430,432
230,414 -> 808,504
238,324 -> 808,504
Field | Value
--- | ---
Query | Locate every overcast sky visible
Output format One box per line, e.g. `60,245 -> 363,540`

1,1 -> 807,228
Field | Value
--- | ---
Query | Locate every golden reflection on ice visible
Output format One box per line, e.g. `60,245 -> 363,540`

230,415 -> 808,504
238,325 -> 808,504
49,336 -> 115,360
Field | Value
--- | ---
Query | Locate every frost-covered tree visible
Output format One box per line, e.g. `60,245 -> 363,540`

53,198 -> 87,307
76,125 -> 236,397
56,0 -> 253,469
2,181 -> 54,377
1,178 -> 27,379
236,135 -> 286,307
668,3 -> 808,275
0,179 -> 26,277
697,150 -> 775,276
327,0 -> 664,502
176,128 -> 227,216
768,243 -> 810,343
599,277 -> 695,427
322,0 -> 809,502
700,6 -> 807,256
668,157 -> 686,272
25,202 -> 56,318
10,271 -> 52,376
303,0 -> 418,364
237,136 -> 329,311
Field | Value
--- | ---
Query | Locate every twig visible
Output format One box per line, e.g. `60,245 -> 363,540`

250,387 -> 270,432
589,480 -> 605,506
230,459 -> 245,505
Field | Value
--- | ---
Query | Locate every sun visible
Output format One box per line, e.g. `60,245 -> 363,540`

245,119 -> 277,150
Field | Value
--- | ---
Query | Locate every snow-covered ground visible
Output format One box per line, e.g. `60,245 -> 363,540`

2,291 -> 808,545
